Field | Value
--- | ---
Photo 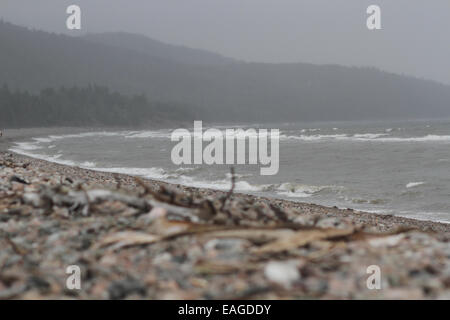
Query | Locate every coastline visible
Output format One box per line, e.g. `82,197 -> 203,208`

1,128 -> 450,299
3,152 -> 450,234
1,127 -> 449,232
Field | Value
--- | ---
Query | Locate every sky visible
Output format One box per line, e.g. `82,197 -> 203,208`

1,0 -> 450,85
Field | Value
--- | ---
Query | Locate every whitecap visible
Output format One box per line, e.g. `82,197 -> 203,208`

92,167 -> 170,180
406,181 -> 425,188
177,176 -> 263,192
80,161 -> 96,168
275,182 -> 343,198
13,142 -> 42,151
376,135 -> 450,142
280,133 -> 450,143
9,146 -> 76,166
125,131 -> 171,139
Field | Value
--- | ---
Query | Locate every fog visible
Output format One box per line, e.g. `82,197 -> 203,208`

1,0 -> 449,85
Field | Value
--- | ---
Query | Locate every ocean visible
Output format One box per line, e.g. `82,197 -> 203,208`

10,119 -> 450,223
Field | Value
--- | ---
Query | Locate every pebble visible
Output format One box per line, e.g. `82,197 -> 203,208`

1,152 -> 450,300
264,260 -> 301,289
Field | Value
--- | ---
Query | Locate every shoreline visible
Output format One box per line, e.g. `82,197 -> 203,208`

1,141 -> 450,298
1,127 -> 449,232
5,151 -> 450,234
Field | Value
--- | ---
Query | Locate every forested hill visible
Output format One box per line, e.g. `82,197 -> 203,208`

83,32 -> 237,66
0,85 -> 194,128
1,20 -> 450,123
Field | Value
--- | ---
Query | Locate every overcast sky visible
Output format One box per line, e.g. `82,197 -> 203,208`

1,0 -> 449,85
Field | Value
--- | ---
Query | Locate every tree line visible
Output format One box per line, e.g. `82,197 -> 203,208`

0,85 -> 194,128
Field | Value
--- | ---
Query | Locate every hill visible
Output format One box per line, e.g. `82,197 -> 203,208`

83,32 -> 237,66
1,21 -> 450,122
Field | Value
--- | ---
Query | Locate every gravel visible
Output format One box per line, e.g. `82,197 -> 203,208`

0,151 -> 449,299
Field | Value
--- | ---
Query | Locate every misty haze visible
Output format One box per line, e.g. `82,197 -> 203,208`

0,1 -> 450,302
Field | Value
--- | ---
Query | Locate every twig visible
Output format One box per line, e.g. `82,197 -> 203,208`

113,173 -> 121,190
220,167 -> 236,211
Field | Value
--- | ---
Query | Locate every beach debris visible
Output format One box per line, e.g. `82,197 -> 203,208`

96,231 -> 160,251
254,228 -> 355,254
201,228 -> 295,245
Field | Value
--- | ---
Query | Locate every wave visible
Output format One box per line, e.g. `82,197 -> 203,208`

406,181 -> 426,188
125,128 -> 450,144
300,128 -> 321,133
66,162 -> 341,197
9,139 -> 343,198
92,166 -> 171,180
280,133 -> 389,141
24,129 -> 450,146
13,142 -> 43,151
8,145 -> 266,193
225,172 -> 253,179
125,130 -> 171,139
43,131 -> 127,143
80,161 -> 97,168
89,166 -> 264,192
9,147 -> 77,166
127,129 -> 276,140
273,182 -> 343,198
375,135 -> 450,142
280,133 -> 450,142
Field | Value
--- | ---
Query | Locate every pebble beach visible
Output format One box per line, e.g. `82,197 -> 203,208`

1,129 -> 450,299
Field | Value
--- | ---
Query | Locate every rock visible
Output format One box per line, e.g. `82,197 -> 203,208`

145,207 -> 168,224
22,193 -> 43,207
108,279 -> 147,300
368,234 -> 405,248
316,217 -> 351,229
2,152 -> 450,300
10,175 -> 30,185
264,260 -> 301,289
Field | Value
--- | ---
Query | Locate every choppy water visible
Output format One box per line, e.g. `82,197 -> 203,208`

10,119 -> 450,223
